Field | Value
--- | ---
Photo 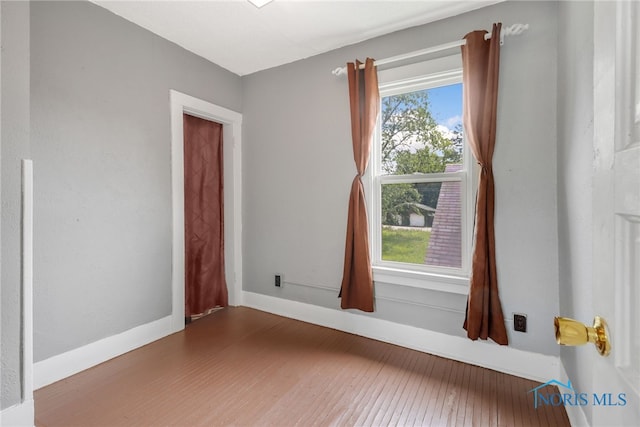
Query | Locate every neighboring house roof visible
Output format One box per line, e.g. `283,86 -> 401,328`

411,203 -> 436,212
397,202 -> 436,213
425,164 -> 462,268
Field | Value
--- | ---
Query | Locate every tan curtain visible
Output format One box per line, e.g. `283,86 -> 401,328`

339,58 -> 380,312
461,23 -> 509,345
183,114 -> 228,318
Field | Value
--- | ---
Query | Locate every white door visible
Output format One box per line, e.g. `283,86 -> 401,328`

592,1 -> 640,426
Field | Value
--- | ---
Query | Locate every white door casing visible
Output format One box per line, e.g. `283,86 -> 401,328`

592,1 -> 640,425
169,90 -> 243,334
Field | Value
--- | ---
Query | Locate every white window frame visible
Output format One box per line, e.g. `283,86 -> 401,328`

367,55 -> 476,295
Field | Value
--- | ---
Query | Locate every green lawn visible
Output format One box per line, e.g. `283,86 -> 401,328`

381,227 -> 431,264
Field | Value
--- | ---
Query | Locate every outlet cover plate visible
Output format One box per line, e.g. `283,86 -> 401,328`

514,313 -> 527,333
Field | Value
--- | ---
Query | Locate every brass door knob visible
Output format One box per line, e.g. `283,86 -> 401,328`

554,316 -> 611,356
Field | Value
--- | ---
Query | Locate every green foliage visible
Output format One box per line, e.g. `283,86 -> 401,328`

381,227 -> 431,264
381,184 -> 421,225
451,123 -> 464,154
415,182 -> 442,219
394,136 -> 460,174
381,89 -> 462,174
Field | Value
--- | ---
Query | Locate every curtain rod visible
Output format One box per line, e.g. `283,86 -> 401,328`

331,23 -> 529,76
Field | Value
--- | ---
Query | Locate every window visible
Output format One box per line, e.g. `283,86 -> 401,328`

369,56 -> 474,293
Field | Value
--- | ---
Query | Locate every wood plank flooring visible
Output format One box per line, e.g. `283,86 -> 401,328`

35,307 -> 570,426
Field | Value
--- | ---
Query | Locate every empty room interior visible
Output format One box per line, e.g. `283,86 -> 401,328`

1,0 -> 639,426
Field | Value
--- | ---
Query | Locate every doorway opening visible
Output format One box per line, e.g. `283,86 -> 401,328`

169,90 -> 243,334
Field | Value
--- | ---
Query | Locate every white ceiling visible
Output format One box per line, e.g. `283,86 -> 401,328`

92,0 -> 503,76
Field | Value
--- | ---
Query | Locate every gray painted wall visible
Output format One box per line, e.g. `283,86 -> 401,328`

557,1 -> 595,423
1,0 -> 31,410
30,1 -> 241,362
242,1 -> 561,356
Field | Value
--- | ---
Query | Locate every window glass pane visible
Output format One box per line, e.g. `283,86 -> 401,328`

381,181 -> 461,268
381,84 -> 463,175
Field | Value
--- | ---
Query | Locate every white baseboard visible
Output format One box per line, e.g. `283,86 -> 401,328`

34,315 -> 174,390
559,363 -> 590,427
0,399 -> 34,427
32,293 -> 560,397
242,291 -> 560,383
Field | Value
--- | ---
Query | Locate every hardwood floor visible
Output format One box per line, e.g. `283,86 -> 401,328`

35,307 -> 570,426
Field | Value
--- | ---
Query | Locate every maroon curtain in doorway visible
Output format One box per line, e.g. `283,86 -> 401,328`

183,114 -> 228,317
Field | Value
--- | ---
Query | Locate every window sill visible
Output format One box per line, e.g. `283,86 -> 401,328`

373,266 -> 469,295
